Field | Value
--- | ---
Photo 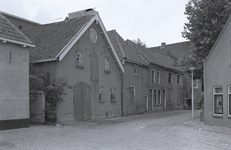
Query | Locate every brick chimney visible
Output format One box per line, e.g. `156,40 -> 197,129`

160,42 -> 166,49
68,8 -> 98,19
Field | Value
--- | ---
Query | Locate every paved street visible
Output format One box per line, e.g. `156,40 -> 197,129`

1,110 -> 231,150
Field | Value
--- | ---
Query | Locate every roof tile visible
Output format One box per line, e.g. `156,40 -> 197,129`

22,15 -> 94,62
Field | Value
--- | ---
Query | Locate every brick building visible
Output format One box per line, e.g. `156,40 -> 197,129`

148,42 -> 204,110
22,9 -> 124,122
108,30 -> 184,115
0,14 -> 35,130
204,15 -> 231,127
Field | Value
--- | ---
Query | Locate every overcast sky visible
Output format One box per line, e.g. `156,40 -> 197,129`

0,0 -> 189,47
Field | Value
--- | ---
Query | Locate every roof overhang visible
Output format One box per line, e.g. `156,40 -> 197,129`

0,37 -> 35,48
56,14 -> 124,73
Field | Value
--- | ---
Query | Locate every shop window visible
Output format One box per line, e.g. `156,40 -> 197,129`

129,85 -> 136,103
151,69 -> 155,83
213,87 -> 223,115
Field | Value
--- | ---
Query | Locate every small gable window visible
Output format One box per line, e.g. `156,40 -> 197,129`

75,50 -> 84,68
134,65 -> 139,75
105,57 -> 110,72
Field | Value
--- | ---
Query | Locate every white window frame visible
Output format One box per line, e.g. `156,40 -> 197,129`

157,71 -> 160,85
213,86 -> 223,116
151,69 -> 155,83
228,86 -> 231,117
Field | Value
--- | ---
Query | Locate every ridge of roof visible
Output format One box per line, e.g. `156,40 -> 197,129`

126,40 -> 183,74
0,11 -> 41,25
148,41 -> 195,59
22,15 -> 94,62
107,30 -> 147,65
0,13 -> 34,47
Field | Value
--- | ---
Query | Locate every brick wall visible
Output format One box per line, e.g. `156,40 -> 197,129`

204,18 -> 231,127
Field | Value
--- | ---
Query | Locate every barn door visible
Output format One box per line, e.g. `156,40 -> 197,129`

73,82 -> 91,121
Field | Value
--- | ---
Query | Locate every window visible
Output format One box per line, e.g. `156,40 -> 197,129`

194,79 -> 198,89
213,87 -> 223,115
99,87 -> 104,103
157,71 -> 160,85
150,89 -> 153,110
90,53 -> 99,82
134,65 -> 139,74
75,50 -> 84,67
129,85 -> 136,103
111,87 -> 116,103
168,73 -> 172,83
158,89 -> 161,105
154,89 -> 157,104
105,57 -> 110,72
151,70 -> 155,83
228,86 -> 231,116
177,75 -> 180,84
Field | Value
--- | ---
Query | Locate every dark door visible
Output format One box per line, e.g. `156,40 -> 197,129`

73,82 -> 91,121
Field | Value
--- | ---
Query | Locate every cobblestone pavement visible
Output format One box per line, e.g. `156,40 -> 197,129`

1,110 -> 231,150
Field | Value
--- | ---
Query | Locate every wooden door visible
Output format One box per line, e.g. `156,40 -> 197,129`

73,82 -> 91,121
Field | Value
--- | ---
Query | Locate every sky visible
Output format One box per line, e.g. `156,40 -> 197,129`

0,0 -> 189,48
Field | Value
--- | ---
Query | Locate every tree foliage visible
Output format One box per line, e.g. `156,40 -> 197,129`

133,38 -> 147,48
30,64 -> 71,123
180,0 -> 231,79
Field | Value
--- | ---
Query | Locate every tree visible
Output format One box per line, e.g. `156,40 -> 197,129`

29,64 -> 71,123
180,0 -> 231,79
133,38 -> 146,48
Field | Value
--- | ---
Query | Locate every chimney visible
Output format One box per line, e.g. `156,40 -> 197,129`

160,42 -> 166,49
68,8 -> 98,19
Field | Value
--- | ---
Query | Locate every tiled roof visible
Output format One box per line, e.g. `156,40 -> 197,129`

126,40 -> 183,73
22,15 -> 94,62
107,30 -> 147,65
0,13 -> 33,45
148,41 -> 195,59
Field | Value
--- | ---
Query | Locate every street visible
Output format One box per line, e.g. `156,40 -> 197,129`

1,110 -> 231,150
